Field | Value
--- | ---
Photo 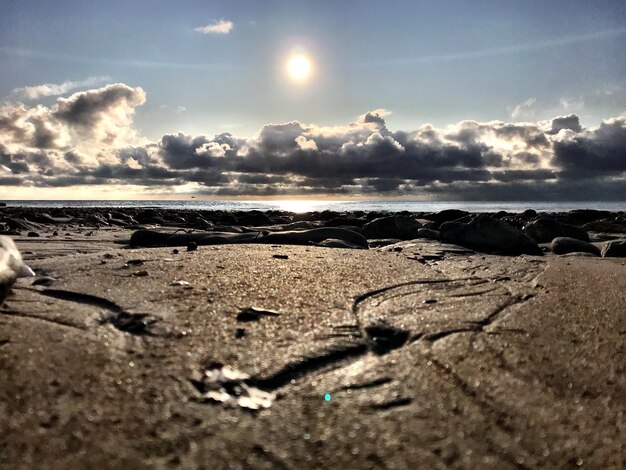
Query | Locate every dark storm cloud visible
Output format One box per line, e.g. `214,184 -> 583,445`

548,114 -> 583,134
553,115 -> 626,172
1,82 -> 625,198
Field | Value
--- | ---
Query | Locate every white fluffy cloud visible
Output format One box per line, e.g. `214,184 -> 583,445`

194,19 -> 234,35
510,98 -> 537,120
10,76 -> 111,100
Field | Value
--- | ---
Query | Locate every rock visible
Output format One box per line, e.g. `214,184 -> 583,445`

187,241 -> 198,252
130,227 -> 368,249
522,209 -> 537,218
362,216 -> 421,240
27,231 -> 40,237
560,209 -> 612,226
523,218 -> 589,243
551,237 -> 600,256
581,220 -> 626,233
601,239 -> 626,258
416,228 -> 440,240
236,211 -> 271,226
424,209 -> 469,224
588,232 -> 625,242
325,217 -> 365,228
440,215 -> 542,256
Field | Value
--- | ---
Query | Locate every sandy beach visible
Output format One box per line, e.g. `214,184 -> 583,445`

1,207 -> 625,469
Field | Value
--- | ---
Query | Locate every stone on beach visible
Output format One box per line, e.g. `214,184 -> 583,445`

129,227 -> 369,249
523,217 -> 589,243
601,239 -> 626,257
550,237 -> 600,256
440,215 -> 542,256
362,215 -> 421,240
416,228 -> 440,240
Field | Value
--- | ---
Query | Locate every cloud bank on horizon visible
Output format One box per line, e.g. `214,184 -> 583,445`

0,83 -> 625,200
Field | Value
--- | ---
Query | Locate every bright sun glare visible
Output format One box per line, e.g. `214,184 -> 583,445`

287,54 -> 312,81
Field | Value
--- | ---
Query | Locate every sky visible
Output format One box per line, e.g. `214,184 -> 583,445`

1,0 -> 625,200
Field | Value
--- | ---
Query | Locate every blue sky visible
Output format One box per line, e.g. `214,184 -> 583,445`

2,0 -> 625,138
1,0 -> 625,199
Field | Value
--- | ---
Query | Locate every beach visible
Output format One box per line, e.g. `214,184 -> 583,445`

1,207 -> 625,468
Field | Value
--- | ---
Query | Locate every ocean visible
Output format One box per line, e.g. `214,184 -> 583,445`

2,200 -> 625,213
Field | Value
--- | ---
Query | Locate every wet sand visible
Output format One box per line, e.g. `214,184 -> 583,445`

1,208 -> 625,469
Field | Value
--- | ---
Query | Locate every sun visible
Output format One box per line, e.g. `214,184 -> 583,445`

287,54 -> 312,81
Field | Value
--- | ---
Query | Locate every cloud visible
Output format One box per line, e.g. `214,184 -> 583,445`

510,98 -> 537,120
10,76 -> 111,100
547,114 -> 582,134
54,83 -> 146,146
1,82 -> 625,199
194,19 -> 234,35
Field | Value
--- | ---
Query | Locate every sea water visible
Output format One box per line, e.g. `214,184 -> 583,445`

3,200 -> 624,213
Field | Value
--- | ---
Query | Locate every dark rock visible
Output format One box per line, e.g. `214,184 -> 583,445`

416,228 -> 440,240
500,216 -> 526,229
236,211 -> 271,226
218,213 -> 238,225
560,209 -> 612,226
588,232 -> 625,242
440,215 -> 542,256
187,241 -> 198,252
325,217 -> 365,228
524,218 -> 589,243
7,218 -> 40,232
319,210 -> 341,221
272,254 -> 289,259
601,239 -> 626,258
27,231 -> 40,237
362,216 -> 421,240
421,220 -> 440,230
424,209 -> 469,224
127,259 -> 144,266
522,209 -> 537,218
581,220 -> 626,233
551,237 -> 600,256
